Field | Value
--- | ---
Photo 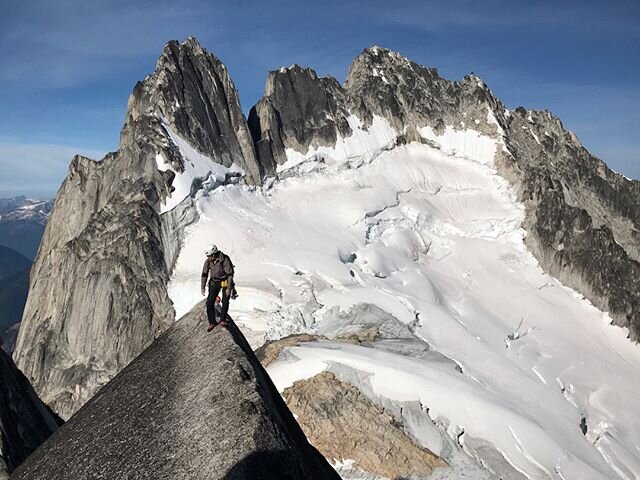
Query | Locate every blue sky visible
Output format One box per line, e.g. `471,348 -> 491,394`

0,0 -> 638,197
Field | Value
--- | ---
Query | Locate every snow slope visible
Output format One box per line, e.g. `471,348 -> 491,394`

155,122 -> 243,213
166,117 -> 640,479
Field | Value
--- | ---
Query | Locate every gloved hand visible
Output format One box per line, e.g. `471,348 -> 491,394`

225,287 -> 232,297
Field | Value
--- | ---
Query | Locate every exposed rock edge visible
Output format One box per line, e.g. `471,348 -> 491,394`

10,302 -> 339,480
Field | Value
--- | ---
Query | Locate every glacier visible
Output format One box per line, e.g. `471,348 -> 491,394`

164,115 -> 640,479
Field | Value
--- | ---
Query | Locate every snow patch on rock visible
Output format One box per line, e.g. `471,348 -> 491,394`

156,123 -> 243,213
279,115 -> 396,173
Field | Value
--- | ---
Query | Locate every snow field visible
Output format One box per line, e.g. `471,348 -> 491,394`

165,116 -> 640,480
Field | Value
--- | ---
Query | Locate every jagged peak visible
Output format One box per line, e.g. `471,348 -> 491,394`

271,63 -> 318,79
361,45 -> 401,58
155,36 -> 219,73
166,36 -> 205,54
353,45 -> 418,68
353,46 -> 496,96
268,63 -> 344,83
457,73 -> 502,109
182,35 -> 204,49
512,106 -> 564,127
461,73 -> 487,88
346,45 -> 439,90
276,63 -> 311,74
126,36 -> 232,126
264,64 -> 342,97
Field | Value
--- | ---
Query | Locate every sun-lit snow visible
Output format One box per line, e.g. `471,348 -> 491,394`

155,122 -> 243,213
277,115 -> 396,173
418,126 -> 498,166
372,68 -> 390,85
164,117 -> 640,480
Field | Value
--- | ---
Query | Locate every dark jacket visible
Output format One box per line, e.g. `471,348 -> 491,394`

201,253 -> 234,290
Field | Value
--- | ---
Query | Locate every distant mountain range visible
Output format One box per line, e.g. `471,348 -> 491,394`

0,196 -> 53,260
0,197 -> 51,352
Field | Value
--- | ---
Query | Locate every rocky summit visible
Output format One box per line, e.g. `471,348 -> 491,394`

10,302 -> 339,480
0,349 -> 61,479
249,45 -> 640,340
13,37 -> 263,420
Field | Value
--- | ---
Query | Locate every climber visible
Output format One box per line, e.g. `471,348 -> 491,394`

201,244 -> 235,332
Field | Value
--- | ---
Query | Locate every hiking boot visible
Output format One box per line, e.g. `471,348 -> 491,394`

207,323 -> 217,332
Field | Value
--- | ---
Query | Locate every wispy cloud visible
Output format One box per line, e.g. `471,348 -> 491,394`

0,142 -> 105,198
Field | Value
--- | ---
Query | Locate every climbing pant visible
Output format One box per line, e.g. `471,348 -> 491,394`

206,280 -> 230,325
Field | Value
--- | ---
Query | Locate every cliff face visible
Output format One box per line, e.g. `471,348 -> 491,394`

13,37 -> 262,420
127,37 -> 261,184
248,46 -> 640,340
12,142 -> 175,421
0,349 -> 62,479
10,303 -> 339,480
248,65 -> 351,171
499,108 -> 640,339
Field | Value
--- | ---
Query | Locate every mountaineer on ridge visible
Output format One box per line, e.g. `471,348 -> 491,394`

201,244 -> 235,331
